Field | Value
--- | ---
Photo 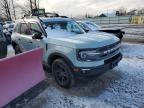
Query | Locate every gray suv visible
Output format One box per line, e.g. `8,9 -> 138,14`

12,17 -> 122,88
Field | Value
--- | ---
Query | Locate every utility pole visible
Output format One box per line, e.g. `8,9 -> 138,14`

34,0 -> 37,9
29,0 -> 33,12
12,0 -> 16,20
38,0 -> 39,9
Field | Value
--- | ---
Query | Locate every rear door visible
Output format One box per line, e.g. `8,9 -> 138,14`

0,30 -> 7,59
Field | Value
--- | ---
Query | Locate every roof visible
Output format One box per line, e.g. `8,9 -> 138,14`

40,17 -> 74,22
15,18 -> 40,23
15,17 -> 74,24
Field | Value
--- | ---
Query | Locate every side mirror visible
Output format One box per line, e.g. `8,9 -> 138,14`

32,32 -> 43,39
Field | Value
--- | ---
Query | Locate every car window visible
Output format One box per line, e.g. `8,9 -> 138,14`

30,23 -> 42,34
44,20 -> 85,34
20,23 -> 31,35
85,22 -> 101,31
78,22 -> 90,31
9,25 -> 14,28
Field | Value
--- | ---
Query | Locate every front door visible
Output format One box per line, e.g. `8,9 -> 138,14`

29,22 -> 47,61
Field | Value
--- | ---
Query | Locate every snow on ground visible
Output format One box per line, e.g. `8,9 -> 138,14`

23,58 -> 144,108
20,42 -> 144,108
121,42 -> 144,58
7,45 -> 15,57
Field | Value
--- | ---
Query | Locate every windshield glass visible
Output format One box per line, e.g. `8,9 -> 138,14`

9,25 -> 14,28
85,22 -> 101,31
43,20 -> 85,35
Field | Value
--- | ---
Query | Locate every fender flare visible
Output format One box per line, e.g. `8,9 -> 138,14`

48,52 -> 74,68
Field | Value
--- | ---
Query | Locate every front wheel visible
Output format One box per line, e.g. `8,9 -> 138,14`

52,59 -> 75,88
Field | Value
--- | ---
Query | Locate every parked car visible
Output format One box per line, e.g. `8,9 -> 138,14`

4,21 -> 13,25
3,23 -> 15,34
12,17 -> 122,88
3,23 -> 14,44
0,29 -> 7,59
3,29 -> 12,44
78,21 -> 125,41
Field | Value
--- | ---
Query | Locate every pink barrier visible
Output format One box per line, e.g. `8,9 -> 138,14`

0,48 -> 45,107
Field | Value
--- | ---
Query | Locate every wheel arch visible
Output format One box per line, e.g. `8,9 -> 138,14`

48,52 -> 74,68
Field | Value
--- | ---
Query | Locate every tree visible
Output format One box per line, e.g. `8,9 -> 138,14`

17,0 -> 40,15
116,7 -> 127,16
0,0 -> 12,21
137,8 -> 144,15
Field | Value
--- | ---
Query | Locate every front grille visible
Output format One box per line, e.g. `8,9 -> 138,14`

104,53 -> 122,64
98,41 -> 120,52
98,41 -> 120,58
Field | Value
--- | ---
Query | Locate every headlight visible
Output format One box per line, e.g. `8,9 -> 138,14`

77,49 -> 101,61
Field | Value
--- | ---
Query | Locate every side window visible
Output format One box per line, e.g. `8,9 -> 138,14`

30,23 -> 42,34
20,23 -> 31,35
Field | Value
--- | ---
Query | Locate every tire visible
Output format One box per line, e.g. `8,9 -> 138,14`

14,44 -> 22,54
52,59 -> 75,88
0,42 -> 7,59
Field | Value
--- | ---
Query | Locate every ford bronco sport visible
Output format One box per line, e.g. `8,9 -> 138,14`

11,17 -> 122,88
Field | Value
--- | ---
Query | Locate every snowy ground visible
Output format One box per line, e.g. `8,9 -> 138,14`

6,42 -> 144,108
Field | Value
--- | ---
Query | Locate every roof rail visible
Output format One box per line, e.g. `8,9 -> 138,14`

23,9 -> 69,19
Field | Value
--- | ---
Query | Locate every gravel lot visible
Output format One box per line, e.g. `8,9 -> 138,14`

6,42 -> 144,108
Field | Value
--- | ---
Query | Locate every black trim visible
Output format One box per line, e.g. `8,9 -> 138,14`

76,41 -> 120,61
48,53 -> 74,68
48,53 -> 122,78
74,53 -> 122,77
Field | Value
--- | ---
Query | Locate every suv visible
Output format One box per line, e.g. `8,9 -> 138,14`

11,17 -> 122,88
0,29 -> 7,59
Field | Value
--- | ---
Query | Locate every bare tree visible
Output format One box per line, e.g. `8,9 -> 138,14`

116,7 -> 127,16
17,0 -> 40,15
137,8 -> 144,15
27,0 -> 39,12
0,0 -> 12,21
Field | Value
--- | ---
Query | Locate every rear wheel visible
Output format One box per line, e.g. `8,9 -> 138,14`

52,59 -> 75,88
14,44 -> 22,54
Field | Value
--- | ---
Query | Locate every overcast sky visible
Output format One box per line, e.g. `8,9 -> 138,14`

17,0 -> 144,17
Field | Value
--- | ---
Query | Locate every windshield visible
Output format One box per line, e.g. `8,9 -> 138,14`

85,22 -> 101,31
9,25 -> 14,28
43,20 -> 85,35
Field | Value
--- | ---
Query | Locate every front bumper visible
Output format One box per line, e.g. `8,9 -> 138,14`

73,53 -> 122,77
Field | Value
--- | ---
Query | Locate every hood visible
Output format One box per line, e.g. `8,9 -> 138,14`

47,32 -> 119,49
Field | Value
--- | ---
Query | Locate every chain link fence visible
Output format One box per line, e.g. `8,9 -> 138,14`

85,15 -> 144,24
